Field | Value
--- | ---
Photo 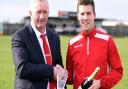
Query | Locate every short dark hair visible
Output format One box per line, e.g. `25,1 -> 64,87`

77,0 -> 95,13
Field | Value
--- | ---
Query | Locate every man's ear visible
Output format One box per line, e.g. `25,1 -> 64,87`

94,12 -> 96,18
77,13 -> 80,21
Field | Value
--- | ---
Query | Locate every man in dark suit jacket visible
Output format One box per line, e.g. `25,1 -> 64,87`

12,0 -> 67,89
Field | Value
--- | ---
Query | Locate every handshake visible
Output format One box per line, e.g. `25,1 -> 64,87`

54,64 -> 68,89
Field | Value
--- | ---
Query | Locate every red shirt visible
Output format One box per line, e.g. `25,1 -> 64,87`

66,27 -> 123,89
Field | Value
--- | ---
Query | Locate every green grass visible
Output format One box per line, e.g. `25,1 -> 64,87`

0,36 -> 15,89
112,37 -> 128,89
0,36 -> 128,89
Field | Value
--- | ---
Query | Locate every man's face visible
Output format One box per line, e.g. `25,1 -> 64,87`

77,5 -> 96,33
29,1 -> 49,31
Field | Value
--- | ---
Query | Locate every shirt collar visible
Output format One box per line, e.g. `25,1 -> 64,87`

31,22 -> 46,37
81,27 -> 96,37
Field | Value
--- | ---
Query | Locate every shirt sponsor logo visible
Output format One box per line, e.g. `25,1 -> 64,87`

74,44 -> 83,48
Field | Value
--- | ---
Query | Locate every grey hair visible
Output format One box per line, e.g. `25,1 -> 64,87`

29,0 -> 49,11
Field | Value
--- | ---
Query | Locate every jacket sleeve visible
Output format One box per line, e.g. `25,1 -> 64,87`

66,43 -> 74,84
12,32 -> 54,81
100,37 -> 123,89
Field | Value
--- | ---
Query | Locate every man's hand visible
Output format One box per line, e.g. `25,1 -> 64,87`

56,65 -> 68,89
88,80 -> 101,89
53,64 -> 68,80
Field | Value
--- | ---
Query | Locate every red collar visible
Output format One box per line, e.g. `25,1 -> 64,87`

81,27 -> 97,37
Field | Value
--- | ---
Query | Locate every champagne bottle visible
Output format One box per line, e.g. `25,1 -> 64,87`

78,67 -> 100,89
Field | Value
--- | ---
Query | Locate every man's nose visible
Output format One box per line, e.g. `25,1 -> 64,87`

39,13 -> 44,19
83,14 -> 88,20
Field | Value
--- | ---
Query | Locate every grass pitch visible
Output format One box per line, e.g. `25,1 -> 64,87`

0,36 -> 127,89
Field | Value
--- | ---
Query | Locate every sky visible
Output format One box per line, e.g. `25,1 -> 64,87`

0,0 -> 128,23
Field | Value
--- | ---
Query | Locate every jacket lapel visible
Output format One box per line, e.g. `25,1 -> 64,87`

28,25 -> 45,63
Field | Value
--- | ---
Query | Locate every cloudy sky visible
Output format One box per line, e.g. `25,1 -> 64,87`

0,0 -> 128,23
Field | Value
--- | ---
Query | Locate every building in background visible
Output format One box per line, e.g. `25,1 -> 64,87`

102,20 -> 128,36
0,22 -> 3,35
2,22 -> 24,35
1,11 -> 128,37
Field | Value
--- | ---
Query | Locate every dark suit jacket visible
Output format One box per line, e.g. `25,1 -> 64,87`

12,25 -> 63,89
